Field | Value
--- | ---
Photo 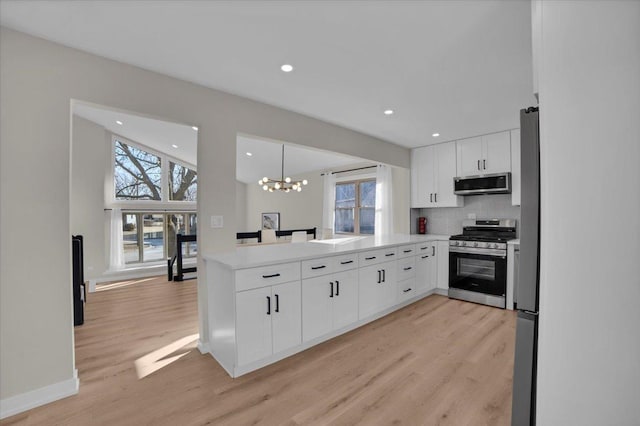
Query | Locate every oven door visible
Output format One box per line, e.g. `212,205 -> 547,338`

449,250 -> 507,297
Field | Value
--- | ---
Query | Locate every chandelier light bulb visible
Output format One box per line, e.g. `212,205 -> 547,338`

292,184 -> 298,190
275,182 -> 281,189
297,187 -> 302,192
302,179 -> 308,185
258,179 -> 263,185
285,177 -> 291,183
263,177 -> 268,182
263,185 -> 268,191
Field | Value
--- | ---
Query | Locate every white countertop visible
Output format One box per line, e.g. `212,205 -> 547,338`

508,239 -> 520,246
204,234 -> 450,269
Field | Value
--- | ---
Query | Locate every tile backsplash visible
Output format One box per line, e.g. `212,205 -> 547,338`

411,194 -> 521,236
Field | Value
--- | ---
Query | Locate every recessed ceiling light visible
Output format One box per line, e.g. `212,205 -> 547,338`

116,120 -> 123,125
432,133 -> 440,137
383,109 -> 394,115
246,152 -> 252,156
191,126 -> 198,131
281,64 -> 294,73
172,144 -> 179,149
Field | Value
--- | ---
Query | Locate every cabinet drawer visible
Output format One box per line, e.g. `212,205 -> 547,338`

397,244 -> 416,259
331,253 -> 359,272
398,277 -> 417,302
235,262 -> 301,292
397,257 -> 416,282
358,247 -> 397,266
416,242 -> 435,257
301,257 -> 333,279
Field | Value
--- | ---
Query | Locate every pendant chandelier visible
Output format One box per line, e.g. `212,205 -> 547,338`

258,145 -> 308,193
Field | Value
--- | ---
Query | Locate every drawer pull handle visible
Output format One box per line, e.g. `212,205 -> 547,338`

330,282 -> 334,298
275,294 -> 279,312
340,260 -> 354,265
432,246 -> 436,256
377,270 -> 381,283
382,269 -> 386,282
403,249 -> 412,253
385,253 -> 395,257
403,266 -> 413,271
421,255 -> 429,259
365,256 -> 376,260
403,288 -> 412,293
311,265 -> 326,270
262,273 -> 281,279
336,280 -> 340,296
420,246 -> 428,250
266,296 -> 271,315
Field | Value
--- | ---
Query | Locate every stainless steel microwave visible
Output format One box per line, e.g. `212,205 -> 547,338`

453,172 -> 511,195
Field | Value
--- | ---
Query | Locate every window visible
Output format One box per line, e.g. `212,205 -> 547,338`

113,137 -> 197,203
111,136 -> 197,266
122,211 -> 197,264
335,179 -> 376,235
169,161 -> 197,201
115,141 -> 162,200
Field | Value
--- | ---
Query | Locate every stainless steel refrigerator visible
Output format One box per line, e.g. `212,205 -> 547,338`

512,106 -> 540,425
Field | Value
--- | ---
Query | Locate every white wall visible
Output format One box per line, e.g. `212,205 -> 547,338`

244,171 -> 322,232
71,116 -> 109,280
0,27 -> 410,408
235,180 -> 247,232
536,2 -> 640,424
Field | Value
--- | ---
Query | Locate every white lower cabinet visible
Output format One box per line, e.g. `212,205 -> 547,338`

302,269 -> 358,342
415,243 -> 437,294
236,280 -> 301,366
208,238 -> 449,377
359,260 -> 397,319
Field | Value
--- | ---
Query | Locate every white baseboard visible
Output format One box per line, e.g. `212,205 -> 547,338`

434,288 -> 448,296
197,340 -> 210,355
0,369 -> 79,420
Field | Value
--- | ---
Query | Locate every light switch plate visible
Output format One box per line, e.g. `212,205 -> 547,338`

210,215 -> 224,228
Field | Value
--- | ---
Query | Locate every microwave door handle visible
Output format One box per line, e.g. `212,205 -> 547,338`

477,160 -> 480,170
483,159 -> 486,170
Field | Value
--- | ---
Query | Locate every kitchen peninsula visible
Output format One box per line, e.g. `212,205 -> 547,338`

204,234 -> 450,377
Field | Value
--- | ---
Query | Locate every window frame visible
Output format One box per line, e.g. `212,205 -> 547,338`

334,177 -> 376,235
109,134 -> 197,210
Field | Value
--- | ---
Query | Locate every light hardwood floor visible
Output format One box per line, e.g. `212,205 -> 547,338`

2,276 -> 516,425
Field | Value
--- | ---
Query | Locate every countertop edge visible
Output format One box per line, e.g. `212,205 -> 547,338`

203,234 -> 450,270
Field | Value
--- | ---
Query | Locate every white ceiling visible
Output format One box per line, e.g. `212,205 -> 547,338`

0,1 -> 534,148
72,102 -> 362,182
73,103 -> 198,166
236,135 -> 366,184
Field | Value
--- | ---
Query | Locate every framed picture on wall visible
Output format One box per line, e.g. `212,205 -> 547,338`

261,212 -> 280,230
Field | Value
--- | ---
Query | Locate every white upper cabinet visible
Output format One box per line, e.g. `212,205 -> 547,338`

411,141 -> 463,208
510,129 -> 521,206
456,131 -> 512,176
456,136 -> 483,177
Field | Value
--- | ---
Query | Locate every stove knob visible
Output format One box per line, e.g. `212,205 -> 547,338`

473,242 -> 479,248
461,241 -> 466,247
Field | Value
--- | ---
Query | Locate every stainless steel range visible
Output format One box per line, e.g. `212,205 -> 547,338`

448,219 -> 517,309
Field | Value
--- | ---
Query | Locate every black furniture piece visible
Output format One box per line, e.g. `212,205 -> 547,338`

72,235 -> 85,326
276,227 -> 316,240
167,234 -> 197,282
236,230 -> 262,243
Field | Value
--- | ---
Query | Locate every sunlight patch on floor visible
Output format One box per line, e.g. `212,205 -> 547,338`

96,277 -> 158,292
134,333 -> 199,379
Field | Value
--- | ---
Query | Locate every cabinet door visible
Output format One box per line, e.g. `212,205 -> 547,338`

436,241 -> 449,290
331,269 -> 359,330
434,141 -> 463,207
236,286 -> 273,366
482,131 -> 511,174
510,129 -> 521,206
456,136 -> 483,177
411,146 -> 435,207
415,253 -> 431,294
379,260 -> 397,310
359,264 -> 386,319
302,276 -> 333,342
271,281 -> 302,354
